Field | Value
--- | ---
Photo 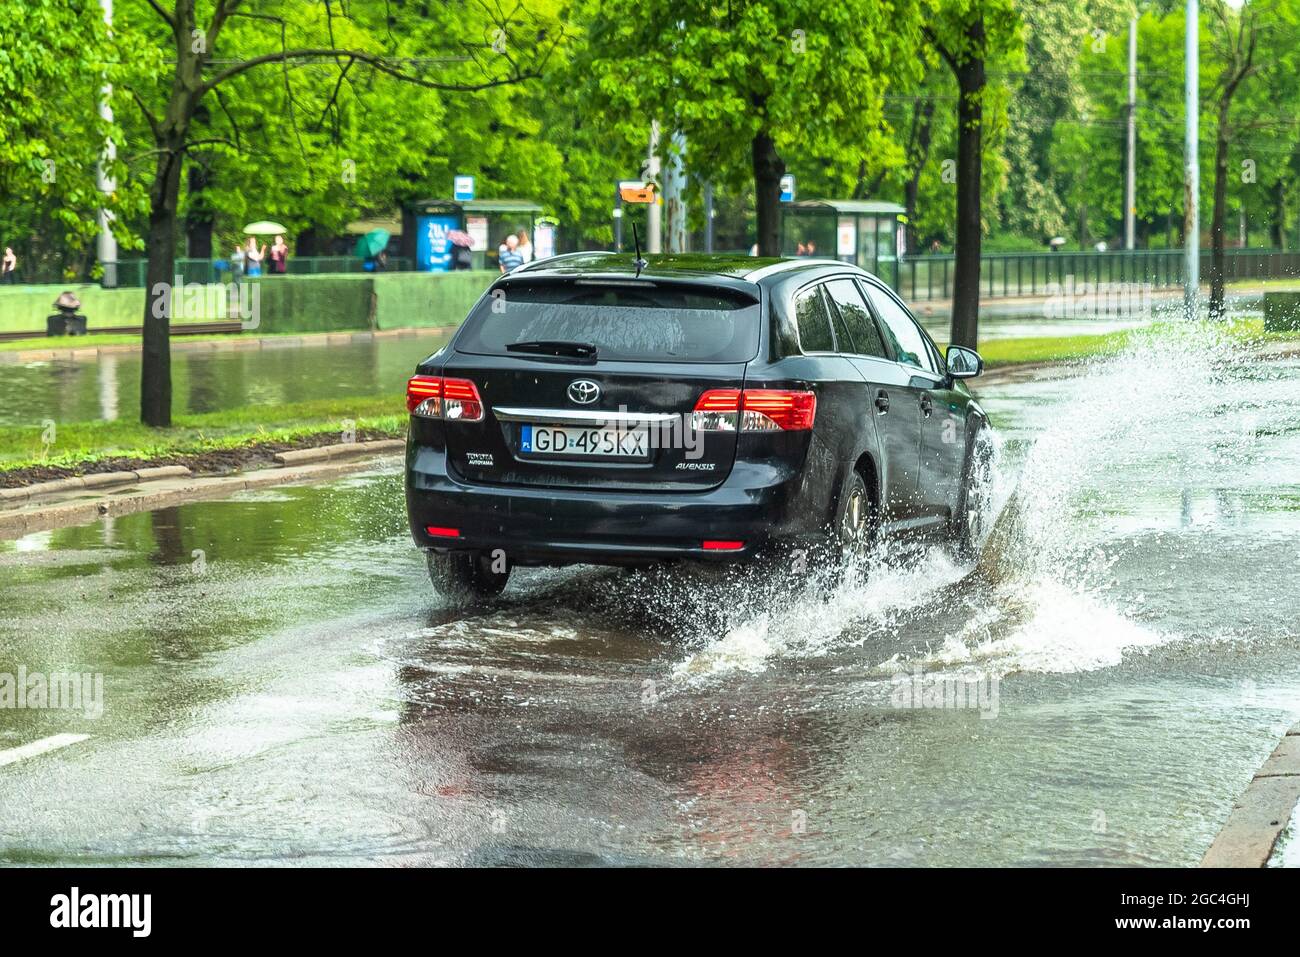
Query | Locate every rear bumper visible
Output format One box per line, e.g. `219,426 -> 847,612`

405,442 -> 819,565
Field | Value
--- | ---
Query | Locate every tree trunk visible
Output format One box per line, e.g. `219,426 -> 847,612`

751,131 -> 785,257
141,142 -> 184,427
185,163 -> 213,258
1209,104 -> 1230,321
1271,179 -> 1286,249
949,21 -> 986,350
140,0 -> 202,427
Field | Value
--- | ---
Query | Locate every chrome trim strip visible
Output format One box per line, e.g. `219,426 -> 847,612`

492,406 -> 680,425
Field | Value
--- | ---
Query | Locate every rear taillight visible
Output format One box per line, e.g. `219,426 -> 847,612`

691,388 -> 816,432
406,376 -> 484,421
739,389 -> 817,431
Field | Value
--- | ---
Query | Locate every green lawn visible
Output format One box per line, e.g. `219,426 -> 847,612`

0,396 -> 404,472
955,317 -> 1298,368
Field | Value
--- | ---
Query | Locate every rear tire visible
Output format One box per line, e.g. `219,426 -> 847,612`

426,550 -> 511,602
813,469 -> 875,581
833,470 -> 873,562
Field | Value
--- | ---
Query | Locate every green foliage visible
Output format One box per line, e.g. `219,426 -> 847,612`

0,0 -> 143,278
575,0 -> 924,202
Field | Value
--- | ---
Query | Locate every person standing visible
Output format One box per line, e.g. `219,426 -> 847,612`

516,229 -> 534,264
499,234 -> 524,273
245,237 -> 265,277
268,235 -> 289,274
1,246 -> 16,283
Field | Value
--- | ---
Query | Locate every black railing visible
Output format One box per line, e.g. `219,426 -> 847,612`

109,256 -> 415,288
894,248 -> 1300,301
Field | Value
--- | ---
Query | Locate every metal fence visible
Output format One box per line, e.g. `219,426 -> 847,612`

111,256 -> 415,288
47,247 -> 1300,295
892,248 -> 1300,301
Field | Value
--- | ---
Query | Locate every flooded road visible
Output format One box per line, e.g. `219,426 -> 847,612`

1,323 -> 1298,866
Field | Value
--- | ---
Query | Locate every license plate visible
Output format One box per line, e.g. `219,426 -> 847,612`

520,424 -> 649,459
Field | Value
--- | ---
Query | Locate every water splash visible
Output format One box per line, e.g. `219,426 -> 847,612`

672,320 -> 1266,682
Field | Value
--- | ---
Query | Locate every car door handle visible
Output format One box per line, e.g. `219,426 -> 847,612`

920,393 -> 933,417
874,390 -> 890,414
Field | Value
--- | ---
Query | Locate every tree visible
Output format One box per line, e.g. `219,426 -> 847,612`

923,0 -> 1022,348
1204,0 -> 1300,317
119,0 -> 562,427
578,0 -> 922,256
0,1 -> 139,281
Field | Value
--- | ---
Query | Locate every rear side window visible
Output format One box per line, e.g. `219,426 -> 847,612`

456,281 -> 761,362
794,287 -> 835,353
862,282 -> 938,374
824,279 -> 887,359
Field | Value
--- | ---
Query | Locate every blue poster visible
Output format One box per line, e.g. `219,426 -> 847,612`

416,214 -> 458,272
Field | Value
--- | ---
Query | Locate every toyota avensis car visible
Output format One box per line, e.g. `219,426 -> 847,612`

404,253 -> 987,598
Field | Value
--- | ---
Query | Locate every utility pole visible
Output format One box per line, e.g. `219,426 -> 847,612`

1183,0 -> 1199,319
1125,17 -> 1137,251
97,0 -> 118,287
646,121 -> 662,254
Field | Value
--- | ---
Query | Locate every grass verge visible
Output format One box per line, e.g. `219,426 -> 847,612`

0,395 -> 404,481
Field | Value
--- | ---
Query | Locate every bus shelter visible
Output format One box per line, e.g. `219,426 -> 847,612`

401,198 -> 546,271
781,199 -> 907,286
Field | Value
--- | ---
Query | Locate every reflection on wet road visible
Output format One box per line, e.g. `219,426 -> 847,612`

0,331 -> 452,427
1,323 -> 1298,865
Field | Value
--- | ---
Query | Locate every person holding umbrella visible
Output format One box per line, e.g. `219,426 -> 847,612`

447,228 -> 475,270
356,229 -> 390,272
242,221 -> 287,277
245,237 -> 266,277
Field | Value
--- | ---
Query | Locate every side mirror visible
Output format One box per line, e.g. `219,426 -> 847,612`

945,345 -> 983,379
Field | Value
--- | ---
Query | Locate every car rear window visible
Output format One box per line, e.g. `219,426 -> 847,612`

455,281 -> 761,362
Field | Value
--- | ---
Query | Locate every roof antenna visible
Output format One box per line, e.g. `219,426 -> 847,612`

631,222 -> 648,277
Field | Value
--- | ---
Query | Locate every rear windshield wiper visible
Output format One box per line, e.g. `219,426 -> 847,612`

504,340 -> 599,360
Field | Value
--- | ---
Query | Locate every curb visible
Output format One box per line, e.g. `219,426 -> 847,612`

0,454 -> 401,541
1201,721 -> 1300,868
0,466 -> 191,504
272,439 -> 405,466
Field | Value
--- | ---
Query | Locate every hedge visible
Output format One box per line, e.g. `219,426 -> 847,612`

1263,292 -> 1300,332
0,271 -> 497,336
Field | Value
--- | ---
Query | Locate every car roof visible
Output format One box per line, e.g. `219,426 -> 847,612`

506,252 -> 875,289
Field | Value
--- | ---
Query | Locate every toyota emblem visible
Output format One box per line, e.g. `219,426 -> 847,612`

567,379 -> 601,404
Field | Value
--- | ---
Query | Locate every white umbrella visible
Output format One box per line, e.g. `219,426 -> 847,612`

243,221 -> 288,236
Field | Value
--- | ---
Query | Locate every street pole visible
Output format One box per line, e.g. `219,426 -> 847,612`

646,121 -> 662,254
1183,0 -> 1199,319
613,188 -> 623,253
703,182 -> 714,253
1125,17 -> 1137,251
97,0 -> 118,287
